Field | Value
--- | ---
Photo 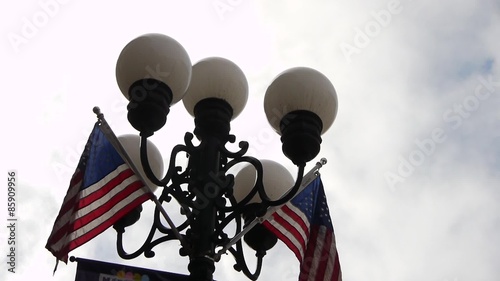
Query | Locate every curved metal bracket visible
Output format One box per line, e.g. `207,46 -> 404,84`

228,240 -> 264,281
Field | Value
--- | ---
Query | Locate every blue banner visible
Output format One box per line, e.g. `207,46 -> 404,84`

73,257 -> 190,281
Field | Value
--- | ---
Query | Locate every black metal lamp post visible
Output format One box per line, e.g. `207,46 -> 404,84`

112,33 -> 338,281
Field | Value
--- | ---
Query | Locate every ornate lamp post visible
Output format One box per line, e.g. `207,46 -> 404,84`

111,33 -> 338,281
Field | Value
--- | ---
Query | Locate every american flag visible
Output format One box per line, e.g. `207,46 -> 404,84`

46,122 -> 151,264
263,176 -> 342,281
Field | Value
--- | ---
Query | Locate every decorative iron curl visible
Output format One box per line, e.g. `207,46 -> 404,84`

229,239 -> 264,281
115,184 -> 190,260
138,133 -> 196,187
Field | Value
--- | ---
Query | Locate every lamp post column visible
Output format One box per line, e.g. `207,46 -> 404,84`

187,136 -> 219,281
187,98 -> 233,281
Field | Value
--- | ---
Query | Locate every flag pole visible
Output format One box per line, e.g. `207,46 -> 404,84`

92,106 -> 186,248
214,158 -> 327,261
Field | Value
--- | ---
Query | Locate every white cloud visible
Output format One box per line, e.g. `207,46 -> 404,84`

1,0 -> 499,280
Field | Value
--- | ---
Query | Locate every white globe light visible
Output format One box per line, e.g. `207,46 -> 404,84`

264,67 -> 338,135
118,134 -> 164,192
182,57 -> 248,120
233,160 -> 294,204
116,33 -> 192,105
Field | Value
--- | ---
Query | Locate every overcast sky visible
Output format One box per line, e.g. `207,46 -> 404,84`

1,0 -> 499,281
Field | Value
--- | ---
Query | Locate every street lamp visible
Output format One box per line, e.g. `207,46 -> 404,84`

112,33 -> 338,281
